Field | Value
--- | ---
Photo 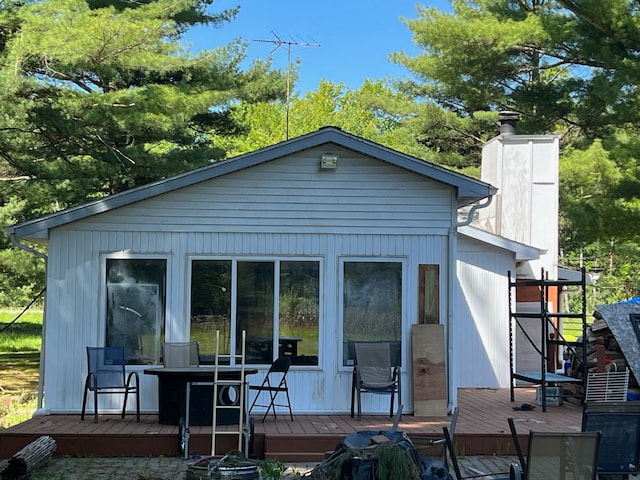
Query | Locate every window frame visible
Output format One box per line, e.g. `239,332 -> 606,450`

187,255 -> 323,368
338,256 -> 407,372
100,253 -> 170,366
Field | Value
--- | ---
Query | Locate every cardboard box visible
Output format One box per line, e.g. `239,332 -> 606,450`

536,386 -> 563,406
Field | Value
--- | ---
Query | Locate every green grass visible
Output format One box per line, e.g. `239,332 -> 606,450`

0,310 -> 43,352
0,310 -> 43,428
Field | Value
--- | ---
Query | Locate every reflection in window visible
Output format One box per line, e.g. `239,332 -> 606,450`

342,261 -> 402,366
279,261 -> 319,366
190,260 -> 232,360
190,259 -> 320,366
105,259 -> 166,365
238,262 -> 275,364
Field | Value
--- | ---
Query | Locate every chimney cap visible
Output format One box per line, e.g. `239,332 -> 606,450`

499,110 -> 520,121
498,110 -> 520,135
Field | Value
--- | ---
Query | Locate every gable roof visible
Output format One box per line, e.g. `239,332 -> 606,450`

6,126 -> 497,241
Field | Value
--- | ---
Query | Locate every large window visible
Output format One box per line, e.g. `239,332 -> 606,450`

105,258 -> 166,365
342,260 -> 403,367
190,259 -> 320,366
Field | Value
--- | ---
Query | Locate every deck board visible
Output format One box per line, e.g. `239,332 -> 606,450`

0,388 -> 583,461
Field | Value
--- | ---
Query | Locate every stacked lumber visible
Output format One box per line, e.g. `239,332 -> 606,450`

587,312 -> 629,374
567,312 -> 627,379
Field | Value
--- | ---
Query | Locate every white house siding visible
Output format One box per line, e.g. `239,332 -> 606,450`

67,146 -> 455,235
456,235 -> 515,388
42,148 -> 456,415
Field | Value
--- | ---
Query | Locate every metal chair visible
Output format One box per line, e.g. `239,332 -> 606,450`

249,356 -> 293,422
509,420 -> 601,480
162,341 -> 200,367
350,342 -> 401,421
582,401 -> 640,479
81,346 -> 140,423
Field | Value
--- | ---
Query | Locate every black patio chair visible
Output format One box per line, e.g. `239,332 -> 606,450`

582,401 -> 640,479
249,356 -> 293,422
81,346 -> 140,423
350,342 -> 401,421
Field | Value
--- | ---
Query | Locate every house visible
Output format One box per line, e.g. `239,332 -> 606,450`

5,124 -> 557,417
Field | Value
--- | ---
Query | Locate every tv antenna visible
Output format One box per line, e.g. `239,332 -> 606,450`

255,31 -> 320,140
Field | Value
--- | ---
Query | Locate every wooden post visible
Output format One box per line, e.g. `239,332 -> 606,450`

596,337 -> 606,373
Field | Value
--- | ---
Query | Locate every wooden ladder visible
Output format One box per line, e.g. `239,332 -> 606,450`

211,329 -> 248,456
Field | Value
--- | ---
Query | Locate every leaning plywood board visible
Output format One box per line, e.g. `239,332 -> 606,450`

412,324 -> 447,417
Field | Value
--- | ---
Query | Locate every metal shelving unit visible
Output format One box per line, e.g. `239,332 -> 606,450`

509,268 -> 588,411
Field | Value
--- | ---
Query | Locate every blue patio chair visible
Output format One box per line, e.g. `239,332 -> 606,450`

81,346 -> 140,423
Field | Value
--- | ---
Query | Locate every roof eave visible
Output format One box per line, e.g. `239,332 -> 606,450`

458,225 -> 543,260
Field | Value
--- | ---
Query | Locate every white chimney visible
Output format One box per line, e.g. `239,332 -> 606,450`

474,113 -> 560,279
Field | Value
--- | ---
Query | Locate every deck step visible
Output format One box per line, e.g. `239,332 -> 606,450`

264,434 -> 342,462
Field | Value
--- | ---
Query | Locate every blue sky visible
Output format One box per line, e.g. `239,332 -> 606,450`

186,1 -> 450,95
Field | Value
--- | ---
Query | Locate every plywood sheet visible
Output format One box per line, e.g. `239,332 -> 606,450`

412,324 -> 447,416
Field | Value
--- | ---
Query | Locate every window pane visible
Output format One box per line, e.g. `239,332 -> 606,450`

238,261 -> 274,364
343,261 -> 402,366
190,260 -> 232,361
280,261 -> 319,366
106,259 -> 166,365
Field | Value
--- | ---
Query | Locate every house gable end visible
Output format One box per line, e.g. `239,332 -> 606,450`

7,127 -> 495,240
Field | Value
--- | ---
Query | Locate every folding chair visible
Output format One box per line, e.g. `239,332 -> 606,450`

350,342 -> 401,421
162,341 -> 200,367
81,346 -> 140,423
509,419 -> 601,480
249,356 -> 293,422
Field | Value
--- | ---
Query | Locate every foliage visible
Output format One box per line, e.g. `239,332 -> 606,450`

259,459 -> 287,480
393,0 -> 640,134
393,0 -> 640,301
222,79 -> 443,162
0,196 -> 45,307
0,392 -> 37,429
310,443 -> 421,480
0,0 -> 288,304
0,0 -> 286,217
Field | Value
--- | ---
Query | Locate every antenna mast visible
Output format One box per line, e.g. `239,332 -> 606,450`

255,31 -> 320,140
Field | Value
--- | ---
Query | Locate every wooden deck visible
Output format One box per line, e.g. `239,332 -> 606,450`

0,388 -> 583,461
